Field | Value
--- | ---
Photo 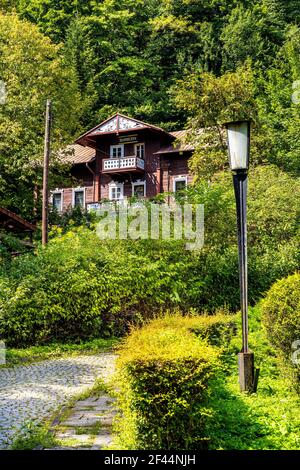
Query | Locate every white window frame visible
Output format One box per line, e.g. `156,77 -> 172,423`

51,189 -> 63,212
108,182 -> 124,201
72,187 -> 86,208
134,142 -> 145,159
132,180 -> 146,198
173,176 -> 188,193
110,144 -> 124,159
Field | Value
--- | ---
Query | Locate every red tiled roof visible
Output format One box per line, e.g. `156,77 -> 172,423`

59,144 -> 96,165
154,130 -> 195,155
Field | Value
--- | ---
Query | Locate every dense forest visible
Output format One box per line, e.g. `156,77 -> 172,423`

0,0 -> 300,217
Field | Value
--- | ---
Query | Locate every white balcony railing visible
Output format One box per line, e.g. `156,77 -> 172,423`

102,156 -> 145,172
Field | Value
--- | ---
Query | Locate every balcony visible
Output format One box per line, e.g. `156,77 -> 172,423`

102,156 -> 145,174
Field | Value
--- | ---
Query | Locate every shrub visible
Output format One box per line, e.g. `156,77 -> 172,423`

1,164 -> 298,346
0,229 -> 197,346
0,231 -> 29,261
115,312 -> 237,450
181,165 -> 300,310
49,205 -> 96,232
261,272 -> 300,380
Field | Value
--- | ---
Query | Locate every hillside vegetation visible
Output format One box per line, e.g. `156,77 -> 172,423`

0,1 -> 300,217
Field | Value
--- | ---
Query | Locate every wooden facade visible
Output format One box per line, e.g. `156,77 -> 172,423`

52,114 -> 194,212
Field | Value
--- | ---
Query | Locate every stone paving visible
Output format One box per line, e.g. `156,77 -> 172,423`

47,394 -> 117,450
0,353 -> 116,449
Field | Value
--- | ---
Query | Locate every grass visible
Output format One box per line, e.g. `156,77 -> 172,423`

1,337 -> 118,368
10,421 -> 59,450
206,305 -> 300,450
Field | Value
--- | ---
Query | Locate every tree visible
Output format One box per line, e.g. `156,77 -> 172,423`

0,13 -> 82,219
15,0 -> 251,129
221,0 -> 286,72
62,1 -> 162,126
17,0 -> 94,42
255,25 -> 300,175
172,65 -> 257,179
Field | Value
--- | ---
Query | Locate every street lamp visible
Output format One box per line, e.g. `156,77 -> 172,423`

225,120 -> 256,392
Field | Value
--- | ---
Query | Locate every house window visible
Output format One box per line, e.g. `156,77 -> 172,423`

110,144 -> 124,158
109,182 -> 124,201
132,180 -> 146,198
73,188 -> 85,208
52,192 -> 62,212
173,177 -> 187,193
135,143 -> 145,159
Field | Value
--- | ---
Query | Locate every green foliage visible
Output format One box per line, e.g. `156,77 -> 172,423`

2,338 -> 117,368
172,23 -> 300,178
115,307 -> 300,450
172,65 -> 258,179
254,25 -> 300,174
180,166 -> 300,310
206,306 -> 300,450
261,272 -> 300,382
49,205 -> 95,232
0,165 -> 298,346
14,0 -> 291,132
0,228 -> 197,346
221,0 -> 286,71
0,12 -> 83,219
10,421 -> 58,450
114,307 -> 300,450
115,312 -> 233,450
0,231 -> 28,261
173,64 -> 256,126
17,0 -> 94,42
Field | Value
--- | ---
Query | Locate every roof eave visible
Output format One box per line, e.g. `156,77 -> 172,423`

75,112 -> 175,146
0,207 -> 36,232
153,148 -> 194,156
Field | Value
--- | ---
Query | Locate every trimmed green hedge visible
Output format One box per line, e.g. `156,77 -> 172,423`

262,272 -> 300,382
114,312 -> 237,450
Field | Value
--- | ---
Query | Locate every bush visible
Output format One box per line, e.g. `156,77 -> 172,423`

115,312 -> 237,450
49,205 -> 95,232
181,165 -> 300,310
261,273 -> 300,381
0,229 -> 197,346
0,231 -> 29,261
0,164 -> 298,346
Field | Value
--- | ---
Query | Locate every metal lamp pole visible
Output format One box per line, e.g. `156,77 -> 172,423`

225,121 -> 256,393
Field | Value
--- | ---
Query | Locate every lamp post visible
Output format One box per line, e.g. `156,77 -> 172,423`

225,120 -> 255,392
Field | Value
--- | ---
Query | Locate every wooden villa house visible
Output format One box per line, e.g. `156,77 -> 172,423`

52,113 -> 195,212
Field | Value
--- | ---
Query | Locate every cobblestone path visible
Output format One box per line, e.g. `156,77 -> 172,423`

0,353 -> 116,449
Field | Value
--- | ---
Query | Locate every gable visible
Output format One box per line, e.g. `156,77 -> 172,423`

75,113 -> 176,147
91,115 -> 144,135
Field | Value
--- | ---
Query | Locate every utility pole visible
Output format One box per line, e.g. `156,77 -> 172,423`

42,99 -> 52,245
